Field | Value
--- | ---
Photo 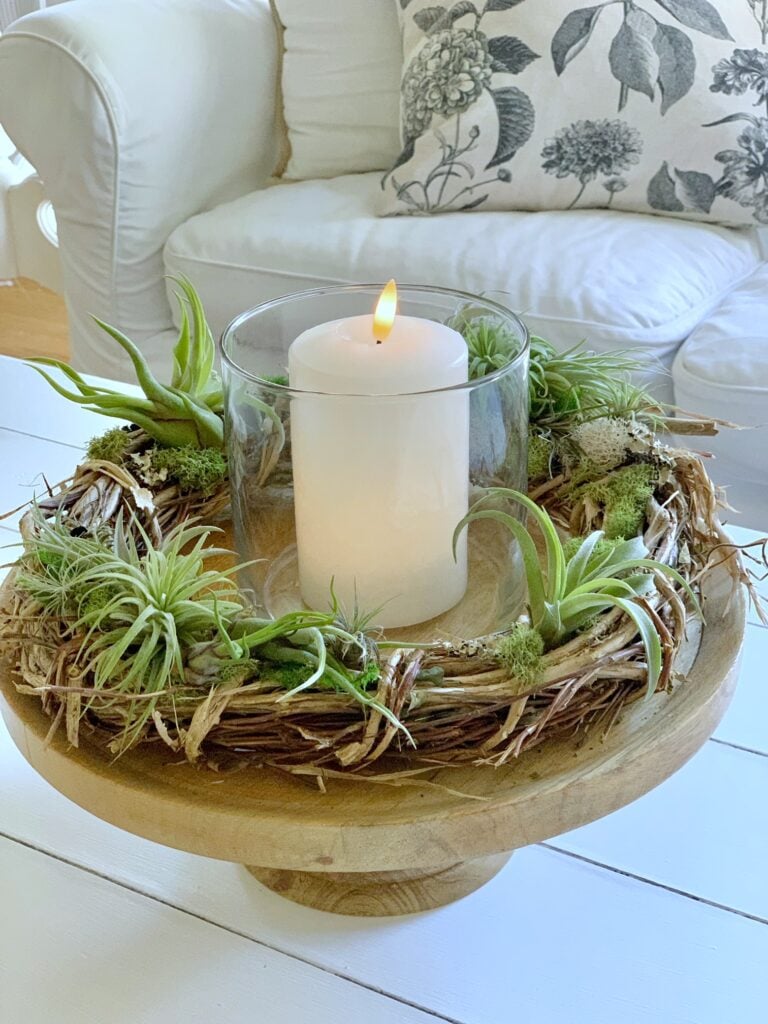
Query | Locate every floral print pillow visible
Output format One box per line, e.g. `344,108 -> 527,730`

380,0 -> 768,225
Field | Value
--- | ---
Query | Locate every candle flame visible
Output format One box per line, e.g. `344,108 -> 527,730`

373,279 -> 397,343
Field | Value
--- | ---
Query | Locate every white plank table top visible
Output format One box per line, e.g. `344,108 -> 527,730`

0,353 -> 766,1024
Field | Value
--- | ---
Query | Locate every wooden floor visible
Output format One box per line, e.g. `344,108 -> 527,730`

0,277 -> 69,361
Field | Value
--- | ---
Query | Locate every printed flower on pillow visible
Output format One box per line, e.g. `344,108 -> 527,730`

383,0 -> 768,225
385,0 -> 539,213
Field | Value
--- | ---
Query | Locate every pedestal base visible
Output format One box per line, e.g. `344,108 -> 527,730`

246,853 -> 513,916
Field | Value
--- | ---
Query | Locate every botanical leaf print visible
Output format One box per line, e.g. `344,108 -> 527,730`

413,2 -> 479,34
553,0 -> 733,113
384,0 -> 768,226
703,44 -> 768,220
610,8 -> 660,105
654,23 -> 696,113
650,41 -> 768,220
388,119 -> 514,213
541,118 -> 643,207
647,162 -> 716,214
384,0 -> 537,212
488,36 -> 540,74
488,86 -> 535,166
552,7 -> 604,75
746,0 -> 768,45
653,0 -> 732,40
647,161 -> 686,210
674,167 -> 717,210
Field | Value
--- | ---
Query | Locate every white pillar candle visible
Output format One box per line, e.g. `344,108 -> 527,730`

287,286 -> 469,628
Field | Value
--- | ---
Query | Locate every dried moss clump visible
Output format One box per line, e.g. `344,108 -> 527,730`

495,623 -> 544,689
580,463 -> 657,539
136,445 -> 228,496
570,416 -> 634,472
87,427 -> 131,464
528,431 -> 556,482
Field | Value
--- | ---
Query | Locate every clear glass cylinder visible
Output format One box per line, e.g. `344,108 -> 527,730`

221,284 -> 529,642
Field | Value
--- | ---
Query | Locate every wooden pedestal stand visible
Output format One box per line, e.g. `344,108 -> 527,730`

0,564 -> 745,916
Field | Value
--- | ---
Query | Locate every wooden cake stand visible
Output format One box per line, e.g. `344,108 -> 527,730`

0,562 -> 746,916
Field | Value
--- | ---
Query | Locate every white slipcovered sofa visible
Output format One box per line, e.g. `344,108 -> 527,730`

0,0 -> 766,526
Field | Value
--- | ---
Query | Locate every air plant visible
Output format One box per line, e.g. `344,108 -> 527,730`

453,489 -> 700,696
28,276 -> 224,449
528,336 -> 661,432
17,509 -> 407,753
449,304 -> 662,433
447,307 -> 522,379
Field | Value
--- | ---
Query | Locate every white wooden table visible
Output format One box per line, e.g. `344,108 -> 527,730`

0,353 -> 766,1024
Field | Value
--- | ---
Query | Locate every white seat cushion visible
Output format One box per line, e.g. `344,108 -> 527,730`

673,263 -> 768,527
164,173 -> 763,403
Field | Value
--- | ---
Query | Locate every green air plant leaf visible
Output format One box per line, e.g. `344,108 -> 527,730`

28,276 -> 224,450
18,508 -> 414,754
453,489 -> 700,697
527,335 -> 660,432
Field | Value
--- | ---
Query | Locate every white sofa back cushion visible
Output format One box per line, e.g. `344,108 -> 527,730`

272,0 -> 402,179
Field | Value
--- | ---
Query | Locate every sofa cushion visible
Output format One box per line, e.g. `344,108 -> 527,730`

673,263 -> 768,522
164,173 -> 763,404
271,0 -> 402,179
381,1 -> 768,226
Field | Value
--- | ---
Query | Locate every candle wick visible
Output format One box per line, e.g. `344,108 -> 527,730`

375,339 -> 383,345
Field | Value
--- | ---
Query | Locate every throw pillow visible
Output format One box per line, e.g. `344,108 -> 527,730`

271,0 -> 402,179
380,0 -> 768,225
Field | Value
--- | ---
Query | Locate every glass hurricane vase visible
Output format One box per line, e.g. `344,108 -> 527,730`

220,284 -> 529,643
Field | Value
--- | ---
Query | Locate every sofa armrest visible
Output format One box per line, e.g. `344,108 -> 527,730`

0,0 -> 280,378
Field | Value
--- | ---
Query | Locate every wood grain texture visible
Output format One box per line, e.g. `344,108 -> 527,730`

0,557 -> 746,916
247,854 -> 512,915
0,279 -> 68,361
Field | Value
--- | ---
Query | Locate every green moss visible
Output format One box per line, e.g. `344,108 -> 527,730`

87,427 -> 130,464
266,664 -> 314,688
495,623 -> 544,689
76,582 -> 121,620
579,463 -> 657,539
149,445 -> 227,496
353,663 -> 381,690
266,660 -> 380,693
528,431 -> 555,482
216,658 -> 260,683
37,548 -> 64,570
264,374 -> 289,387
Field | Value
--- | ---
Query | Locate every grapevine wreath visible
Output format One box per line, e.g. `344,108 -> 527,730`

1,279 -> 765,786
